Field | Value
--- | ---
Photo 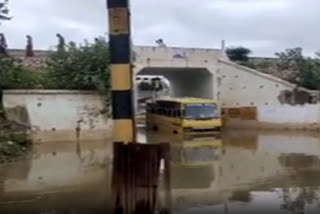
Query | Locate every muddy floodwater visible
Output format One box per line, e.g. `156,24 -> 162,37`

1,129 -> 320,214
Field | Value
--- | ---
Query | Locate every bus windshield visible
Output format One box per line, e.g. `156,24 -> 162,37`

184,103 -> 218,120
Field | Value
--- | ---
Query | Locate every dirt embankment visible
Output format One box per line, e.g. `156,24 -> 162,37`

0,114 -> 32,163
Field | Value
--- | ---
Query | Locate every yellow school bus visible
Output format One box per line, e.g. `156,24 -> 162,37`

146,97 -> 222,136
171,137 -> 223,166
170,137 -> 223,189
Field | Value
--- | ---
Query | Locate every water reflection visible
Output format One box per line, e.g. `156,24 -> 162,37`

147,130 -> 320,214
1,130 -> 320,213
170,137 -> 222,190
0,140 -> 113,214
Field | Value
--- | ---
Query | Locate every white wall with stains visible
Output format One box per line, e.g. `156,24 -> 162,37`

258,104 -> 320,124
2,90 -> 112,142
218,60 -> 312,107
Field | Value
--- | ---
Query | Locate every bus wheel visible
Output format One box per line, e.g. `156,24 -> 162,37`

153,125 -> 158,132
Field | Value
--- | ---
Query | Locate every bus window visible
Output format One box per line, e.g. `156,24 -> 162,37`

184,104 -> 218,120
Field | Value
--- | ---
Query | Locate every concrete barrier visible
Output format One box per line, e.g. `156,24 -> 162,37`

2,90 -> 112,142
223,104 -> 320,131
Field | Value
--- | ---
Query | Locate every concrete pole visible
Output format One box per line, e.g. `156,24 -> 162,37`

221,40 -> 226,52
107,0 -> 135,143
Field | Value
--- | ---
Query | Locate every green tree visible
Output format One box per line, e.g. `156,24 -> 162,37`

275,48 -> 320,90
275,47 -> 305,71
45,37 -> 111,91
0,0 -> 10,22
0,57 -> 41,90
226,46 -> 252,62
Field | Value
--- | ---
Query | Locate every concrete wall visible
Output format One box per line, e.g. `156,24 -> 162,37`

218,60 -> 310,107
258,104 -> 320,124
2,90 -> 112,142
133,45 -> 228,68
223,104 -> 320,130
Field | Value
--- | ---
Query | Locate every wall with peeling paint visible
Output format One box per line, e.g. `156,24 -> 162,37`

2,90 -> 112,142
218,60 -> 314,107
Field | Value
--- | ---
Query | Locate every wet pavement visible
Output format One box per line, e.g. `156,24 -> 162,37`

1,129 -> 320,213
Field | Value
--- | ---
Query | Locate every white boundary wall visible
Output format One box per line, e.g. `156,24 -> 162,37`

225,104 -> 320,130
2,90 -> 112,142
258,104 -> 320,124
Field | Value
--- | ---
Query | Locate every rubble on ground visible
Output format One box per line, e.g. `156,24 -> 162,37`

0,116 -> 31,164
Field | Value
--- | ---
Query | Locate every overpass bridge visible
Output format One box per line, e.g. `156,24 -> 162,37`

8,46 -> 313,109
133,45 -> 314,109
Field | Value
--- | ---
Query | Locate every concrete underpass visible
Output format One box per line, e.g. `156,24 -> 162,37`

136,67 -> 215,99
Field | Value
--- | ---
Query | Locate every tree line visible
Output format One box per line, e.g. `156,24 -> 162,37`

0,37 -> 110,92
226,47 -> 320,90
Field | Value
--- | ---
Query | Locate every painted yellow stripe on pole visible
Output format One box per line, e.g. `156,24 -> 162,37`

111,64 -> 131,90
109,8 -> 129,35
113,119 -> 134,143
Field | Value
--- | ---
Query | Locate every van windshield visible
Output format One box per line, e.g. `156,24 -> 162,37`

184,103 -> 218,120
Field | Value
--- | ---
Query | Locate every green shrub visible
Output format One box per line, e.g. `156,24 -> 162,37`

44,38 -> 111,92
0,57 -> 42,90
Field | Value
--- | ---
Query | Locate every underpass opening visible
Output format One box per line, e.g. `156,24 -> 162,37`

136,67 -> 214,100
134,67 -> 215,125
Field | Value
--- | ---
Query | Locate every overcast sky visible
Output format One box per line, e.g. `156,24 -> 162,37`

0,0 -> 319,57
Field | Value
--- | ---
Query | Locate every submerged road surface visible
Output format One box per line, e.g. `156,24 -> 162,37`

1,129 -> 320,214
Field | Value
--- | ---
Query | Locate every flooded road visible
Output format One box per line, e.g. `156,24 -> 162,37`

0,140 -> 113,214
1,129 -> 320,213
